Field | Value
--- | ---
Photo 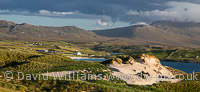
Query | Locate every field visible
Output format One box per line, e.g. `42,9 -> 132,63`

80,42 -> 200,63
1,40 -> 199,63
152,72 -> 200,92
0,40 -> 200,92
0,87 -> 21,92
0,41 -> 163,92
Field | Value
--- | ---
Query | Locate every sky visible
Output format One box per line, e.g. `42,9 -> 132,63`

0,0 -> 200,30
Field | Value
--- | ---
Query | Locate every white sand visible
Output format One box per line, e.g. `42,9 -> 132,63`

109,54 -> 180,85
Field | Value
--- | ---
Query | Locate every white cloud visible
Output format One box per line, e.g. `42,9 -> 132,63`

132,22 -> 149,26
128,10 -> 140,15
38,10 -> 73,16
96,20 -> 112,26
0,9 -> 30,14
0,9 -> 73,17
128,1 -> 200,22
0,9 -> 10,13
52,11 -> 73,15
38,10 -> 51,15
0,9 -> 112,23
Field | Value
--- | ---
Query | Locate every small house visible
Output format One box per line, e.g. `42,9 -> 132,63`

74,51 -> 82,55
36,49 -> 49,53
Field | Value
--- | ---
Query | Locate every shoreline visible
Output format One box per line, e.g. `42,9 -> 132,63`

69,57 -> 109,60
69,56 -> 200,64
69,57 -> 200,64
161,59 -> 200,64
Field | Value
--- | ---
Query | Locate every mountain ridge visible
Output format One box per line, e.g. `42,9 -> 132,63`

0,20 -> 200,48
0,20 -> 109,42
93,21 -> 200,48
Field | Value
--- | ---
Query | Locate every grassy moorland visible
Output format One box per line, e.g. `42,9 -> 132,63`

0,40 -> 200,92
0,44 -> 163,92
152,72 -> 200,92
0,87 -> 21,92
78,42 -> 200,63
1,40 -> 199,63
0,40 -> 108,57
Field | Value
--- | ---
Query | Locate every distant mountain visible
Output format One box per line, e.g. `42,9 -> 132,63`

0,20 -> 108,42
151,20 -> 200,28
93,21 -> 200,48
0,20 -> 200,48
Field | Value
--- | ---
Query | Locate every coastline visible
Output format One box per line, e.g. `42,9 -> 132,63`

69,57 -> 109,60
161,59 -> 200,63
69,57 -> 200,64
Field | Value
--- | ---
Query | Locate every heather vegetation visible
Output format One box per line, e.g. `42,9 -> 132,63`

0,40 -> 200,92
82,42 -> 200,63
0,50 -> 108,73
152,81 -> 200,92
0,79 -> 165,92
0,47 -> 163,92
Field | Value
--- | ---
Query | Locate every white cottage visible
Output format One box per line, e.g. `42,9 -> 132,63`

74,51 -> 82,55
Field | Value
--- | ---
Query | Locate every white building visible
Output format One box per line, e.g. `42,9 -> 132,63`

74,51 -> 82,55
36,49 -> 49,53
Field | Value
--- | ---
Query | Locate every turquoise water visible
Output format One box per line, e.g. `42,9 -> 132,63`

72,58 -> 200,73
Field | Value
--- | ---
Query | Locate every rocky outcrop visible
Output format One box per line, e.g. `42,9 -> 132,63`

103,56 -> 136,65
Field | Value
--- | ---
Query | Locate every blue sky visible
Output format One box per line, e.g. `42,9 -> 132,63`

0,14 -> 129,30
0,0 -> 200,30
